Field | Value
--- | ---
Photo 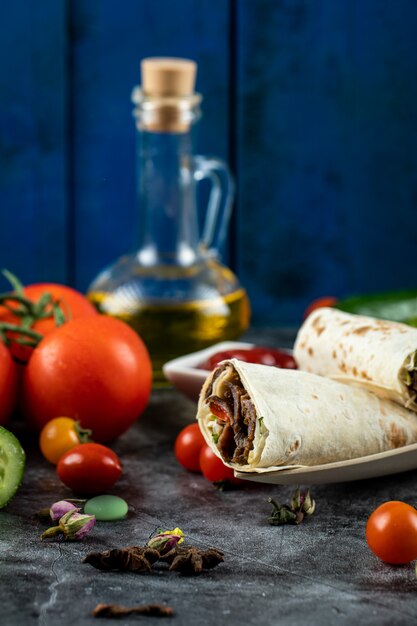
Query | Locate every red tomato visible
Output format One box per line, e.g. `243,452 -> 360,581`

24,283 -> 97,320
174,423 -> 206,472
202,347 -> 297,371
199,445 -> 241,485
303,296 -> 338,320
22,316 -> 152,442
57,443 -> 122,495
0,341 -> 18,424
366,501 -> 417,564
0,283 -> 98,362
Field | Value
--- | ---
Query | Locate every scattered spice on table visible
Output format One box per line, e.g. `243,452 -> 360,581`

83,547 -> 160,573
92,603 -> 174,618
268,487 -> 316,525
161,546 -> 224,575
83,527 -> 224,576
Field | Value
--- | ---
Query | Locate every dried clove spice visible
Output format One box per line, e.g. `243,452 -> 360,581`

161,546 -> 224,575
268,487 -> 316,526
83,547 -> 160,573
92,603 -> 173,618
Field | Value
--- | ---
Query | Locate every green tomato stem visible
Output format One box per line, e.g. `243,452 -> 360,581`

0,322 -> 43,342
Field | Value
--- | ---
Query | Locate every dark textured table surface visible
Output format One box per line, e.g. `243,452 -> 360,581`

2,329 -> 417,626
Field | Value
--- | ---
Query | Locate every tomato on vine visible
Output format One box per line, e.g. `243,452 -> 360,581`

0,341 -> 17,425
22,316 -> 152,442
39,417 -> 92,464
0,272 -> 98,363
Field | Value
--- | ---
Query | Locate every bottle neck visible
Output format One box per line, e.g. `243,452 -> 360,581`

135,124 -> 201,266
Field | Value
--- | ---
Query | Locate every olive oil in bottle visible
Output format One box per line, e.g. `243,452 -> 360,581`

88,284 -> 249,384
87,58 -> 250,385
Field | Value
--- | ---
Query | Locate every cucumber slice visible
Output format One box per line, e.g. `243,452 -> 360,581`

0,426 -> 26,508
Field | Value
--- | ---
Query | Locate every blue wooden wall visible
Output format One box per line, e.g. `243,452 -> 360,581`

1,0 -> 417,326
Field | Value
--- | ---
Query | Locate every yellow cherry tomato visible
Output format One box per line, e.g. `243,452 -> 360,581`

39,417 -> 91,464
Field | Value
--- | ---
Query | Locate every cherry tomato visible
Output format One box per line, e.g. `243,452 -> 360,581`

22,316 -> 152,442
174,424 -> 206,472
57,443 -> 122,495
199,445 -> 241,485
366,501 -> 417,564
0,341 -> 18,425
39,417 -> 90,464
202,347 -> 297,371
0,283 -> 98,363
303,296 -> 338,320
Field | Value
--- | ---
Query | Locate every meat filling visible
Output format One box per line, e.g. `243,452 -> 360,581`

402,354 -> 417,409
206,367 -> 257,465
204,363 -> 227,398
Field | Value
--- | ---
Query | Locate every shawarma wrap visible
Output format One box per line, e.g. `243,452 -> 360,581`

294,308 -> 417,411
196,359 -> 417,472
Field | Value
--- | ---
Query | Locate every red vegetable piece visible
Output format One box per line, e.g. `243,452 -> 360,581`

199,445 -> 242,485
57,443 -> 122,495
303,296 -> 338,320
174,423 -> 205,473
208,400 -> 230,423
201,347 -> 297,371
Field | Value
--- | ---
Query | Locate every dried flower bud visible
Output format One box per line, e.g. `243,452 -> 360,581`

50,500 -> 79,522
290,488 -> 315,517
147,528 -> 184,555
290,487 -> 302,512
301,489 -> 315,516
42,509 -> 96,541
70,512 -> 96,540
268,488 -> 316,526
267,498 -> 297,525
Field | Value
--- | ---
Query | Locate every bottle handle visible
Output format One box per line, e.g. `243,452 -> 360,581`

193,155 -> 235,257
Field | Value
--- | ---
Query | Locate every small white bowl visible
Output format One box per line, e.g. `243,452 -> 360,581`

163,341 -> 255,402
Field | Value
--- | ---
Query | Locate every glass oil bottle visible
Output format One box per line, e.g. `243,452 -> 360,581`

87,58 -> 250,384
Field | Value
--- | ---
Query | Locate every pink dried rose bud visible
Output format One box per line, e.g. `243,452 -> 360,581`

147,528 -> 184,555
69,512 -> 96,540
50,500 -> 79,522
42,509 -> 96,541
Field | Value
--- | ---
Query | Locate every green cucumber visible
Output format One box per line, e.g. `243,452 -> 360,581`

0,426 -> 26,508
336,290 -> 417,324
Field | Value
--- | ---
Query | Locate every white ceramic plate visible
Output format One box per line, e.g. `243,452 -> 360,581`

164,342 -> 417,484
235,444 -> 417,485
163,341 -> 255,402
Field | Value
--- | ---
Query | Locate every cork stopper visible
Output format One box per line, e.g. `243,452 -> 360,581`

141,57 -> 197,97
133,57 -> 201,133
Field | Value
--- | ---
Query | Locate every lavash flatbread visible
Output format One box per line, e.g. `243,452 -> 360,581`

294,308 -> 417,411
197,359 -> 417,473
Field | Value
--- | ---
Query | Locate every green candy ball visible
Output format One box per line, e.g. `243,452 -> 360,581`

84,495 -> 129,521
